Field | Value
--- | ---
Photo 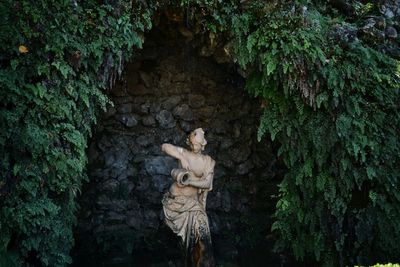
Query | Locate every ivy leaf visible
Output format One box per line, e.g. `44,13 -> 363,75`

13,164 -> 21,176
266,60 -> 277,76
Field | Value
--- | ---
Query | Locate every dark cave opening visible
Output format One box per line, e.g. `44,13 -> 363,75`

72,13 -> 284,267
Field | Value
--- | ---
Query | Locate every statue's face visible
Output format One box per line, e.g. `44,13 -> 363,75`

188,128 -> 207,152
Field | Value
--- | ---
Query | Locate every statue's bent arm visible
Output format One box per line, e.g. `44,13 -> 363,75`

187,171 -> 214,189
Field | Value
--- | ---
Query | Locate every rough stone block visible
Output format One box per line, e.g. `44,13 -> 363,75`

156,110 -> 176,129
139,71 -> 153,87
142,115 -> 156,127
125,71 -> 139,85
126,212 -> 142,229
116,114 -> 138,128
188,94 -> 205,108
144,156 -> 177,176
117,103 -> 132,114
237,160 -> 254,175
161,96 -> 181,110
152,175 -> 170,192
173,104 -> 194,121
136,134 -> 155,147
127,84 -> 152,96
196,106 -> 214,118
143,210 -> 159,229
102,179 -> 119,192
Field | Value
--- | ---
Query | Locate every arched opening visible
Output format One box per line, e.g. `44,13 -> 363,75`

72,12 -> 284,266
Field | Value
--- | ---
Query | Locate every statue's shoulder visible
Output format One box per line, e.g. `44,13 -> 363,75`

177,146 -> 189,155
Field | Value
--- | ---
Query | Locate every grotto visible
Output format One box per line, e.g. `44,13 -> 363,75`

72,13 -> 283,267
2,1 -> 400,266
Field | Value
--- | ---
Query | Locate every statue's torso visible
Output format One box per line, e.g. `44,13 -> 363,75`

181,150 -> 210,177
169,148 -> 213,198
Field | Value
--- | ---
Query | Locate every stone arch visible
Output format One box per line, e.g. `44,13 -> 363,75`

73,15 -> 282,266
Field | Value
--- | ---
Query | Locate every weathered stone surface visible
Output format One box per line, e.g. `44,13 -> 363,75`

102,179 -> 119,192
136,134 -> 155,147
76,26 -> 278,262
104,106 -> 117,118
126,212 -> 142,229
220,138 -> 234,149
125,71 -> 138,85
117,103 -> 132,114
211,119 -> 229,134
138,102 -> 151,114
170,72 -> 186,82
188,94 -> 205,108
237,160 -> 254,175
143,210 -> 159,229
127,84 -> 152,96
231,145 -> 251,164
386,26 -> 398,38
196,106 -> 214,118
156,110 -> 176,129
221,189 -> 232,212
152,175 -> 169,192
139,71 -> 153,87
136,176 -> 150,192
87,143 -> 100,163
330,24 -> 358,46
233,122 -> 241,138
161,96 -> 181,110
173,104 -> 194,121
381,5 -> 395,19
113,96 -> 134,104
216,239 -> 239,261
145,156 -> 177,176
125,165 -> 138,178
96,195 -> 128,212
104,151 -> 116,167
110,85 -> 127,97
107,211 -> 126,223
116,114 -> 138,127
103,148 -> 130,170
142,115 -> 156,127
180,120 -> 193,133
119,179 -> 135,194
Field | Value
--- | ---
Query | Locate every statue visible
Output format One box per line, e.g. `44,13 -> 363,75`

161,128 -> 215,267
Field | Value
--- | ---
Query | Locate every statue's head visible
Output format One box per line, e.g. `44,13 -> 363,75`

187,128 -> 207,153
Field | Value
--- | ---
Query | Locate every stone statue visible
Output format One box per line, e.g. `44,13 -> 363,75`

161,128 -> 215,267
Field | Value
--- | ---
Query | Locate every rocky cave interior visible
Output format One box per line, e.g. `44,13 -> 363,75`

72,11 -> 285,267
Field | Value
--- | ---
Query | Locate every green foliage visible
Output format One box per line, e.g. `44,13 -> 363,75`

1,0 -> 399,266
0,0 -> 154,266
223,2 -> 400,266
179,0 -> 400,265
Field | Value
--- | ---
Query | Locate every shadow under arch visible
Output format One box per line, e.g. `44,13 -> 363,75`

72,11 -> 284,267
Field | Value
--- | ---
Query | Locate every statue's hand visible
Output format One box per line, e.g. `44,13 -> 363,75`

180,178 -> 190,186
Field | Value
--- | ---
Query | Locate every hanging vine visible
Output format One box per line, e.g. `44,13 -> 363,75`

0,0 -> 399,266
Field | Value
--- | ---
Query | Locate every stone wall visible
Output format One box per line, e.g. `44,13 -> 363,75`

73,24 -> 281,265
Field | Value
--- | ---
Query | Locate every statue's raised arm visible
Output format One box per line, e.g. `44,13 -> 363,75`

161,143 -> 190,171
161,143 -> 182,159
